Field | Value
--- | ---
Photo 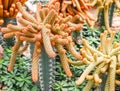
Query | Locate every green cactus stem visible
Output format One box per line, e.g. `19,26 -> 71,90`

98,2 -> 115,28
39,46 -> 55,91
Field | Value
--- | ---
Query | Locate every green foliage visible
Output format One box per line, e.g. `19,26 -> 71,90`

52,80 -> 87,91
73,24 -> 105,48
113,32 -> 120,42
53,56 -> 87,91
0,48 -> 39,91
81,25 -> 105,48
32,0 -> 49,5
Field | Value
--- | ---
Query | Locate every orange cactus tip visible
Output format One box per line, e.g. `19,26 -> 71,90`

12,46 -> 15,50
78,55 -> 84,60
19,36 -> 24,41
0,19 -> 4,25
37,49 -> 41,53
2,35 -> 6,38
80,55 -> 84,60
15,32 -> 21,38
7,67 -> 12,72
32,76 -> 38,82
7,24 -> 12,27
67,72 -> 72,78
35,34 -> 42,41
50,53 -> 56,58
51,41 -> 55,46
35,41 -> 41,46
21,28 -> 27,33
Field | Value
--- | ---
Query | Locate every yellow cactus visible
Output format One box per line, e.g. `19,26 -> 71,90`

76,30 -> 120,91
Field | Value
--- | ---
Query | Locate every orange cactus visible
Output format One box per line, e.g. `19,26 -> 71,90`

0,0 -> 97,82
32,42 -> 41,82
0,0 -> 27,25
56,44 -> 72,77
8,39 -> 23,72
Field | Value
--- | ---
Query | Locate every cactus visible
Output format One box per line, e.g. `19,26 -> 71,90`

0,1 -> 97,91
30,43 -> 55,91
75,30 -> 120,91
98,2 -> 115,28
0,0 -> 27,47
39,47 -> 55,91
37,1 -> 55,90
109,2 -> 115,27
98,8 -> 104,26
97,2 -> 115,90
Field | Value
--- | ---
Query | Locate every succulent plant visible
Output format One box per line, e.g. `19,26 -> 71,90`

2,0 -> 120,91
75,30 -> 120,91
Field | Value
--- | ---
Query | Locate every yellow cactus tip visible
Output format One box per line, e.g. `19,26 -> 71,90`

75,80 -> 81,86
68,73 -> 72,78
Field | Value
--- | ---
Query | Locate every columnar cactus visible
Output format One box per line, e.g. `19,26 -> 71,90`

97,0 -> 120,32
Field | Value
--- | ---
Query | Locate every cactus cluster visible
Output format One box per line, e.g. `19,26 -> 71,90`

1,0 -> 120,91
0,0 -> 27,25
0,0 -> 96,83
75,30 -> 120,91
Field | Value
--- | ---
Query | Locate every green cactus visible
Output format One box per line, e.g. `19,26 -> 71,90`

109,2 -> 115,27
39,1 -> 56,91
98,9 -> 104,26
39,47 -> 55,91
98,2 -> 115,27
30,43 -> 55,91
33,0 -> 49,6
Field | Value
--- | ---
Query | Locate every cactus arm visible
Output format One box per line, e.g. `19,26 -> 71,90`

32,43 -> 41,82
8,39 -> 22,72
